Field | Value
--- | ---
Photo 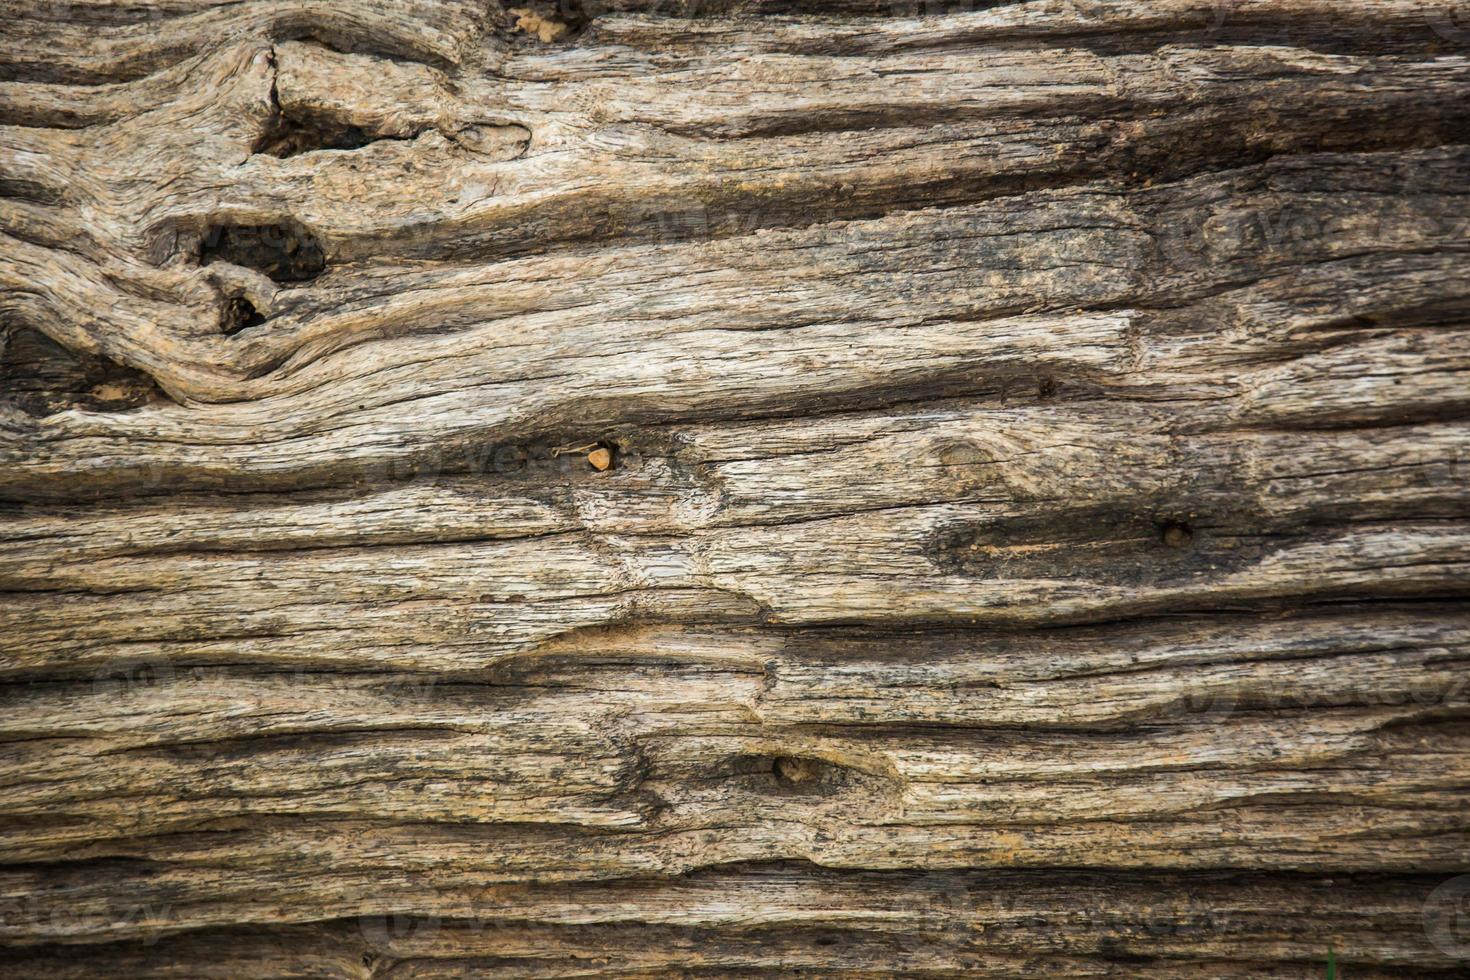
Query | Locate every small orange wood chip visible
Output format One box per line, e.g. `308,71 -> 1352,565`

587,448 -> 612,471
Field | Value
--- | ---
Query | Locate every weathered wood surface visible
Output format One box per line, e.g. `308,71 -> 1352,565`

3,0 -> 1470,975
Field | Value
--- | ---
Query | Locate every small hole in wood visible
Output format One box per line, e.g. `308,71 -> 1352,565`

773,756 -> 821,786
1161,522 -> 1194,549
221,296 -> 266,336
1,326 -> 162,416
200,222 -> 325,283
506,2 -> 593,43
256,113 -> 378,159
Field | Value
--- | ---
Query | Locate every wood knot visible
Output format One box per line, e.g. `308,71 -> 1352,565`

932,439 -> 1002,493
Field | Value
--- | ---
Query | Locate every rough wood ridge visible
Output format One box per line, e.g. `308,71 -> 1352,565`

3,0 -> 1470,976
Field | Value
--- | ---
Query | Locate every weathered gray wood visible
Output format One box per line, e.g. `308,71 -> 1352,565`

3,0 -> 1470,976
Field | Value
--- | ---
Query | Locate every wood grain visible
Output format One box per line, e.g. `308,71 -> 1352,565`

3,0 -> 1470,975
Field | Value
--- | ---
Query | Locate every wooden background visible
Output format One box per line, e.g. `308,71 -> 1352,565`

3,0 -> 1470,975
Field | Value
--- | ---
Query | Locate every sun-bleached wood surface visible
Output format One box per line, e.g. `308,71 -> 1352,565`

3,0 -> 1470,976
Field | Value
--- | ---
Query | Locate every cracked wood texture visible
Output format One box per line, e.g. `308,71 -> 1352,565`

4,0 -> 1470,976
